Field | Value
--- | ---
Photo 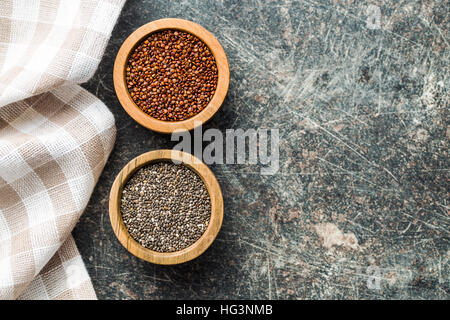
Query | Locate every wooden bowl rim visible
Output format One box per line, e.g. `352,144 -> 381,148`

109,149 -> 224,265
113,18 -> 230,134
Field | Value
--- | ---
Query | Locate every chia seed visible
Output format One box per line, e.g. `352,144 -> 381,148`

120,162 -> 211,253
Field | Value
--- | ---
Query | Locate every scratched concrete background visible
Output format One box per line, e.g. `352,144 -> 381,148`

73,0 -> 449,299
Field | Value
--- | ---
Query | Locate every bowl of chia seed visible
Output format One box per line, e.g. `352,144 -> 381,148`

109,149 -> 223,265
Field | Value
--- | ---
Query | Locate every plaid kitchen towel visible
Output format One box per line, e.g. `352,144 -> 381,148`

0,0 -> 126,299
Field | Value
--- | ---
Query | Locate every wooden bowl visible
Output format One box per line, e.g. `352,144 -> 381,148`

113,18 -> 230,134
109,150 -> 224,265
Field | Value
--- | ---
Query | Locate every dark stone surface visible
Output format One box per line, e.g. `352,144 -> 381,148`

74,0 -> 449,299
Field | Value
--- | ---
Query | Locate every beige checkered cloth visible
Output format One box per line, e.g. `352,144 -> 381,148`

0,0 -> 125,299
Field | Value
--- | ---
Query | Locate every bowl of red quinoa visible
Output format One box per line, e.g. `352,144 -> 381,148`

109,149 -> 224,265
113,18 -> 230,134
